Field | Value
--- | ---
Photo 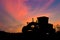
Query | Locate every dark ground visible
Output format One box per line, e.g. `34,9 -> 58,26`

0,31 -> 60,40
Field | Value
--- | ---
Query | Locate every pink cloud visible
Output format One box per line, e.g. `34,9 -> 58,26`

0,0 -> 59,33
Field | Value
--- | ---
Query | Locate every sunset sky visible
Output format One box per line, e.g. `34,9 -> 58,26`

0,0 -> 60,33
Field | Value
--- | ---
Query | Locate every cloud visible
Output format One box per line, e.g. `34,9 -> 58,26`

0,0 -> 22,32
24,0 -> 54,11
0,0 -> 60,33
